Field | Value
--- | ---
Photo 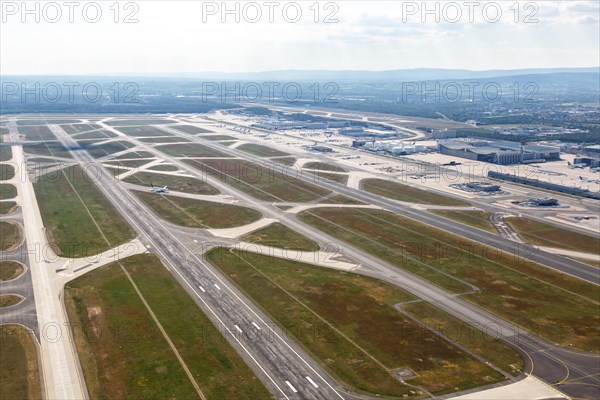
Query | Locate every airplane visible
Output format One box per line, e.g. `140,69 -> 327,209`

150,183 -> 169,193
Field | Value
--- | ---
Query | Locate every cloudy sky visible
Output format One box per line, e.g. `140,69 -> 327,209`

1,1 -> 598,75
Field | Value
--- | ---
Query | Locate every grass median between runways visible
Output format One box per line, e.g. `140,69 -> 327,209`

134,191 -> 261,229
34,165 -> 135,258
298,207 -> 600,351
0,325 -> 42,400
361,178 -> 469,206
206,248 -> 509,397
65,254 -> 272,400
240,222 -> 320,251
505,217 -> 600,255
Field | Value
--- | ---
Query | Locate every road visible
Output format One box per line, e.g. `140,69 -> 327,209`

51,124 -> 358,400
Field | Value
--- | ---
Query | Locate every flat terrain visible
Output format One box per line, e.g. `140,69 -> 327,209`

402,301 -> 524,376
185,159 -> 331,202
0,221 -> 21,251
240,222 -> 320,251
124,172 -> 219,195
156,143 -> 230,158
0,325 -> 42,400
75,130 -> 117,140
105,119 -> 176,126
61,124 -> 102,134
84,141 -> 135,158
23,142 -> 73,158
134,191 -> 262,229
305,170 -> 349,185
0,146 -> 12,161
0,184 -> 17,199
115,126 -> 173,137
0,201 -> 16,214
361,178 -> 470,206
0,294 -> 23,307
200,135 -> 238,141
506,217 -> 600,254
237,143 -> 290,157
0,261 -> 24,281
168,125 -> 214,134
65,254 -> 271,400
0,164 -> 15,180
17,125 -> 56,141
298,208 -> 600,351
303,162 -> 348,173
207,248 -> 506,396
148,164 -> 179,172
34,165 -> 136,258
430,210 -> 496,233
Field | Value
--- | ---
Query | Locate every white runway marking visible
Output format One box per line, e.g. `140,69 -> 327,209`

306,376 -> 319,388
285,381 -> 298,393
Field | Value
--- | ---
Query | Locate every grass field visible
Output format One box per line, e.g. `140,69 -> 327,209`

61,124 -> 101,134
506,217 -> 600,254
0,325 -> 41,400
65,254 -> 271,400
34,165 -> 136,258
0,146 -> 12,161
17,119 -> 79,125
0,261 -> 24,281
169,125 -> 214,134
401,301 -> 524,376
185,159 -> 331,202
270,157 -> 297,166
134,191 -> 261,229
113,151 -> 154,159
0,201 -> 17,214
85,141 -> 135,158
240,223 -> 320,251
237,143 -> 290,157
305,170 -> 349,185
200,135 -> 237,141
318,193 -> 365,205
156,143 -> 230,158
298,208 -> 600,351
0,221 -> 21,251
17,125 -> 56,141
303,161 -> 347,173
104,159 -> 153,169
430,210 -> 496,233
148,164 -> 179,172
74,130 -> 117,140
124,172 -> 219,195
0,294 -> 23,307
0,164 -> 15,180
0,184 -> 17,199
206,248 -> 506,396
23,142 -> 73,158
361,178 -> 470,206
115,126 -> 173,137
105,119 -> 176,126
139,137 -> 190,144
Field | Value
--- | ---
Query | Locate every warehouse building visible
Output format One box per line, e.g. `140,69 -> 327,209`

438,139 -> 560,165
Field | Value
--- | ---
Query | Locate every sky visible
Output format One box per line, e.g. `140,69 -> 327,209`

1,0 -> 599,75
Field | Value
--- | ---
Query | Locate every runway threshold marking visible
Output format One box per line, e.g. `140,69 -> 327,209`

306,376 -> 319,388
285,381 -> 298,393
